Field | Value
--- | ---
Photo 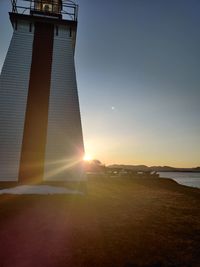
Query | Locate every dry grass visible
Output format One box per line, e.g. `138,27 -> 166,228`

0,176 -> 199,267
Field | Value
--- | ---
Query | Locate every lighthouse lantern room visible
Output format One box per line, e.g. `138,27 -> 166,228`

32,0 -> 62,16
0,0 -> 84,183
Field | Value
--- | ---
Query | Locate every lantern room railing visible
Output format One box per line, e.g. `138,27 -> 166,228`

11,0 -> 78,21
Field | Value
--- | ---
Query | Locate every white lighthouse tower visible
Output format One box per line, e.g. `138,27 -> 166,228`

0,0 -> 85,184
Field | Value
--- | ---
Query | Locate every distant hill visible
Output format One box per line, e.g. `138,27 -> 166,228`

108,164 -> 200,172
193,167 -> 200,172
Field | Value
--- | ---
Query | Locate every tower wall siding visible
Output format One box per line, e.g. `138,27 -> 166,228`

44,26 -> 84,181
18,22 -> 54,183
0,17 -> 84,182
0,21 -> 34,181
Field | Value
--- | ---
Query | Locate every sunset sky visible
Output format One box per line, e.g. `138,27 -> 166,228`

0,0 -> 200,167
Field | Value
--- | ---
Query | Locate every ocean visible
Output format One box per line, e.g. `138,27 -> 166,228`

158,172 -> 200,189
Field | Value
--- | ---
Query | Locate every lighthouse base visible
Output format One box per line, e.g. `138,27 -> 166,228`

0,185 -> 85,195
0,179 -> 87,194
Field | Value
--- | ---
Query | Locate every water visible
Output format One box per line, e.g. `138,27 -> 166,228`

158,172 -> 200,189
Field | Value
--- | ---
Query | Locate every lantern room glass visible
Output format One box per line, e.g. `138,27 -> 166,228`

34,0 -> 62,15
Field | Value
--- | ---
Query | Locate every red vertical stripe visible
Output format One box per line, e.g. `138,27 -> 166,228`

19,22 -> 54,183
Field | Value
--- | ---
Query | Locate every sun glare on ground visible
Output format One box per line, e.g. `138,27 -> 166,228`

83,154 -> 93,161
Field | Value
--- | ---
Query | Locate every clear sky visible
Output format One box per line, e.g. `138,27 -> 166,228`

0,0 -> 200,167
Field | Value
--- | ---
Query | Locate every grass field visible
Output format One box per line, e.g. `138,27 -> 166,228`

0,176 -> 199,267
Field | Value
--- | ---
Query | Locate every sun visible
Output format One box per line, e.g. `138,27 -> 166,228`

83,154 -> 93,161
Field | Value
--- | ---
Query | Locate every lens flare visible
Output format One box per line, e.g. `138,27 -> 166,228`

83,154 -> 92,161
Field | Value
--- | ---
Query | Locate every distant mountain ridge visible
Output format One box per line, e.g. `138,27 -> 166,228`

108,165 -> 200,172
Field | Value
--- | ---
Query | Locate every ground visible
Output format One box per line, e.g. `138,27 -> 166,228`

0,176 -> 199,267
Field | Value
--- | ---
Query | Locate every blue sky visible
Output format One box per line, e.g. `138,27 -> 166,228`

0,0 -> 200,167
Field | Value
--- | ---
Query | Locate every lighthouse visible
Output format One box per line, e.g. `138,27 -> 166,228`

0,0 -> 85,183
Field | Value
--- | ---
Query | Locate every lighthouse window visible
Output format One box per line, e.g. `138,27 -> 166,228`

42,4 -> 53,12
56,26 -> 59,36
69,28 -> 72,37
15,21 -> 18,31
29,23 -> 32,33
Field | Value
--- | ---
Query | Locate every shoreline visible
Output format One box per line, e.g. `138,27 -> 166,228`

0,174 -> 200,191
